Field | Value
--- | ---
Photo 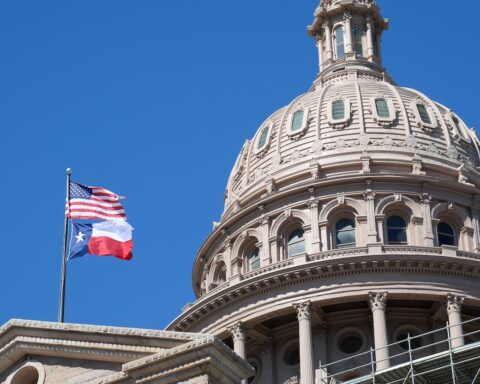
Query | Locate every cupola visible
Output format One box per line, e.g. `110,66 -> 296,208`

308,0 -> 390,87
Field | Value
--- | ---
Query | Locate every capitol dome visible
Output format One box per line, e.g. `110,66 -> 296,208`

169,1 -> 480,383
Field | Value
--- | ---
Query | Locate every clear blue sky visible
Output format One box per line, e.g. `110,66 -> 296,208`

1,0 -> 479,330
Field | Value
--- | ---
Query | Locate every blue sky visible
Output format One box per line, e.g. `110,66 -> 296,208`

1,0 -> 479,330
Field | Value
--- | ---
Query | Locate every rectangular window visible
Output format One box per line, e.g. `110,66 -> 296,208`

291,110 -> 304,132
417,103 -> 432,124
375,99 -> 390,118
332,100 -> 345,120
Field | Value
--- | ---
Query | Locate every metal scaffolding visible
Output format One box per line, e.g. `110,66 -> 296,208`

317,316 -> 480,384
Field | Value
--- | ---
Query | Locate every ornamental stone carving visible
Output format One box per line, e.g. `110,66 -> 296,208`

228,321 -> 248,341
368,292 -> 388,312
294,301 -> 312,321
446,294 -> 464,314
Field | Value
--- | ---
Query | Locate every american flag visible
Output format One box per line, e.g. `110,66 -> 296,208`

66,181 -> 127,221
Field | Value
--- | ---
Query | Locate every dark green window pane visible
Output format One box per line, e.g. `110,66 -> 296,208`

291,110 -> 304,132
335,27 -> 345,59
417,103 -> 432,124
438,222 -> 455,246
288,229 -> 305,257
332,100 -> 345,120
258,126 -> 270,149
375,99 -> 390,118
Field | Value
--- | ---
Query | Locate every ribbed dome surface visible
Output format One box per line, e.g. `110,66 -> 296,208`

224,77 -> 479,220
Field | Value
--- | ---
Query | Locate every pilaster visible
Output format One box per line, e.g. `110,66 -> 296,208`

309,198 -> 321,253
420,193 -> 434,246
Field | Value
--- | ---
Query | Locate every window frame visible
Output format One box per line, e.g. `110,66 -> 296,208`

370,97 -> 396,127
437,221 -> 457,247
327,98 -> 351,129
385,215 -> 409,245
246,246 -> 261,272
447,112 -> 471,144
352,25 -> 364,58
287,228 -> 306,258
412,99 -> 437,132
286,106 -> 310,137
333,25 -> 346,60
254,121 -> 273,155
333,216 -> 357,249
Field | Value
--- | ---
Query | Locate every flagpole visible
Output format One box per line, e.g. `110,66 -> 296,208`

58,167 -> 72,323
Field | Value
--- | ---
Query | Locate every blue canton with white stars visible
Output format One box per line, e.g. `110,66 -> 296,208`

70,182 -> 92,199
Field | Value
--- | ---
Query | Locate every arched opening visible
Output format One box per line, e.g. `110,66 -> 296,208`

352,25 -> 363,57
334,26 -> 345,59
9,366 -> 40,384
437,222 -> 456,247
386,216 -> 408,245
246,246 -> 260,272
416,103 -> 432,125
287,228 -> 305,257
335,218 -> 356,248
212,261 -> 227,286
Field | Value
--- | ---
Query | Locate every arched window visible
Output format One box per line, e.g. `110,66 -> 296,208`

375,98 -> 390,118
291,110 -> 304,132
248,247 -> 260,271
387,216 -> 408,244
438,222 -> 456,246
353,26 -> 363,57
416,103 -> 432,125
213,261 -> 227,286
287,228 -> 305,257
332,100 -> 345,120
334,26 -> 345,59
335,218 -> 356,248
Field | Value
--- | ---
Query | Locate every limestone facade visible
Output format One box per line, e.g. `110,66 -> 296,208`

167,0 -> 480,382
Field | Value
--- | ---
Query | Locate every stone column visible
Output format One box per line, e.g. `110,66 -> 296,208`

344,12 -> 353,53
368,292 -> 390,371
446,294 -> 465,348
420,194 -> 434,247
309,199 -> 321,253
260,342 -> 274,383
323,23 -> 333,62
472,208 -> 480,252
294,301 -> 315,384
366,16 -> 375,59
228,321 -> 247,359
228,322 -> 248,384
316,36 -> 324,73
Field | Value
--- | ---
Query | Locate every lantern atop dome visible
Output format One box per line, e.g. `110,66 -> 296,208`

308,0 -> 390,86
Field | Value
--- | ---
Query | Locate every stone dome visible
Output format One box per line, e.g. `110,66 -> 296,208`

224,72 -> 479,222
169,3 -> 480,383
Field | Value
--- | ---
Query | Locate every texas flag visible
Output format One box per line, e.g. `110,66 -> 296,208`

69,221 -> 133,261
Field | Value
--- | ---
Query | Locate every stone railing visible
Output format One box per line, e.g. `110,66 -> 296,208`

383,245 -> 442,255
242,259 -> 294,280
307,247 -> 369,261
456,250 -> 480,261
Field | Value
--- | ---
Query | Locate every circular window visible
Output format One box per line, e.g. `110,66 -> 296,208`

339,334 -> 364,354
284,345 -> 300,366
396,331 -> 423,350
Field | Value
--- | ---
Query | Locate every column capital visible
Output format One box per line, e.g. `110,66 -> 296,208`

419,192 -> 432,205
446,294 -> 464,314
343,11 -> 352,22
228,321 -> 248,342
369,291 -> 388,312
293,301 -> 312,321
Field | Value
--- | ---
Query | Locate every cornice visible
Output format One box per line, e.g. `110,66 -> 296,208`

173,248 -> 480,332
